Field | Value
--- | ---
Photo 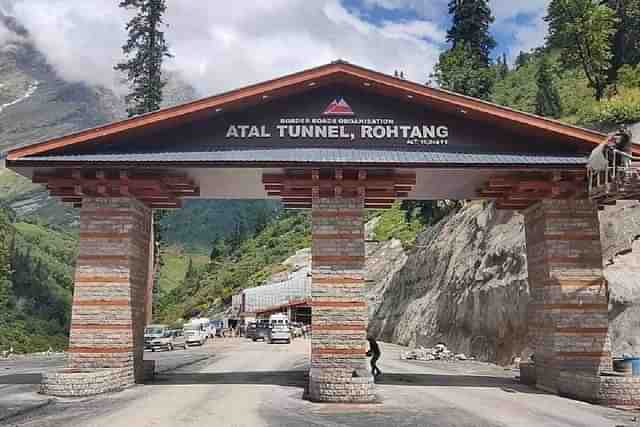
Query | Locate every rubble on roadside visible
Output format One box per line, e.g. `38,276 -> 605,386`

400,344 -> 474,362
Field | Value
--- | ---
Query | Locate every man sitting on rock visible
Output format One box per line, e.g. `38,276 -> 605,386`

367,337 -> 382,378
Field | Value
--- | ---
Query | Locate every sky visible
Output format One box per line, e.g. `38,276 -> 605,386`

0,0 -> 551,97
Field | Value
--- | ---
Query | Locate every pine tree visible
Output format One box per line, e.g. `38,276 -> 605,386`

535,56 -> 563,118
115,0 -> 172,322
115,0 -> 172,117
515,51 -> 532,69
446,0 -> 496,65
496,53 -> 509,80
432,43 -> 496,100
434,0 -> 496,99
0,209 -> 13,313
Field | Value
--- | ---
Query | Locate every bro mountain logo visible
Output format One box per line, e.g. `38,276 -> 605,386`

323,98 -> 354,116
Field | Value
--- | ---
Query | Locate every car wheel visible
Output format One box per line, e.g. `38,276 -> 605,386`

151,348 -> 155,352
168,343 -> 173,351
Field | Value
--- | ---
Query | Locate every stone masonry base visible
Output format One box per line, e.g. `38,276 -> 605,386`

40,367 -> 134,397
520,364 -> 640,407
558,371 -> 640,407
307,368 -> 377,403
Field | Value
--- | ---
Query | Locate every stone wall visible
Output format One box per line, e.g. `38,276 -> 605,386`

40,367 -> 133,397
308,196 -> 376,403
558,371 -> 640,406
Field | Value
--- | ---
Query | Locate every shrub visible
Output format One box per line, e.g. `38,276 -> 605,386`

577,87 -> 640,127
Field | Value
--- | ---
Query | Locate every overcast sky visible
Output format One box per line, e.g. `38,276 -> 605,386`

0,0 -> 550,97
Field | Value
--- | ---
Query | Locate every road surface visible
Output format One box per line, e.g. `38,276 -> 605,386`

2,338 -> 638,426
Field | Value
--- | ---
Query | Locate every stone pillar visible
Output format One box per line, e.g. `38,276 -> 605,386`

145,216 -> 155,326
68,198 -> 152,385
308,196 -> 376,403
524,200 -> 611,393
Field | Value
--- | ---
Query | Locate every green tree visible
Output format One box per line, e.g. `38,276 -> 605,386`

496,53 -> 509,80
115,0 -> 172,117
535,56 -> 563,117
515,51 -> 533,69
432,43 -> 496,99
546,0 -> 618,100
0,209 -> 13,312
115,0 -> 172,321
603,0 -> 640,82
446,0 -> 496,65
434,1 -> 496,99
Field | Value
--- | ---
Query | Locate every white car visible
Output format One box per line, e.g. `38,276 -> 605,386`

268,313 -> 292,344
184,328 -> 206,346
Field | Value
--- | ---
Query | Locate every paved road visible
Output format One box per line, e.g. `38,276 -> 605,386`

2,339 -> 639,426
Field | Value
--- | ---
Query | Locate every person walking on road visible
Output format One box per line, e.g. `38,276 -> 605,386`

367,337 -> 381,377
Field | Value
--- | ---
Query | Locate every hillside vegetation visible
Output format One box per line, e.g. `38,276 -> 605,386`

0,207 -> 77,353
493,51 -> 640,129
156,211 -> 311,324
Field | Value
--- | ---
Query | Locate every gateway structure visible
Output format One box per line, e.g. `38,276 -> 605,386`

5,61 -> 630,403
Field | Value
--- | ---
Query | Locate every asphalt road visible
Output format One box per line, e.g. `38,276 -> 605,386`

1,339 -> 639,427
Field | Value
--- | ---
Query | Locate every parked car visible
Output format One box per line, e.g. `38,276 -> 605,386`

170,329 -> 187,350
144,324 -> 170,350
268,313 -> 291,344
253,320 -> 270,342
246,322 -> 258,340
149,330 -> 174,352
290,322 -> 303,338
184,326 -> 207,346
268,324 -> 291,344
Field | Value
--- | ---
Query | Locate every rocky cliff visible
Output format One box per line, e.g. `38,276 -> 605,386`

367,201 -> 640,366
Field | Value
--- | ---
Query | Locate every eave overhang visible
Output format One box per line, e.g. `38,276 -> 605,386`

5,61 -> 607,163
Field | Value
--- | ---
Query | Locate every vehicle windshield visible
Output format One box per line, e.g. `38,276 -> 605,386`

145,327 -> 165,335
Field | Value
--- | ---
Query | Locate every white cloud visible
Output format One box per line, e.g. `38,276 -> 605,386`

363,0 -> 551,23
362,0 -> 552,58
489,0 -> 550,23
2,0 -> 444,96
502,10 -> 549,60
361,0 -> 449,20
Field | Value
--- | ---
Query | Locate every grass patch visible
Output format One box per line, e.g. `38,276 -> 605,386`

373,202 -> 424,247
159,246 -> 209,293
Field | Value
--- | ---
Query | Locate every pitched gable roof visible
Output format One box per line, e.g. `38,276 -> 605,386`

6,60 -> 606,161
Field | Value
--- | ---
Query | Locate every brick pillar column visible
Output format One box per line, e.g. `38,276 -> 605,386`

524,199 -> 611,393
145,216 -> 155,326
308,196 -> 376,403
69,198 -> 152,385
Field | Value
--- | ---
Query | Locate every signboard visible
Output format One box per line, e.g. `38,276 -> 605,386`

86,85 -> 585,157
225,97 -> 449,146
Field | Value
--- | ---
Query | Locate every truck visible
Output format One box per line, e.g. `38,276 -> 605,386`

268,313 -> 291,344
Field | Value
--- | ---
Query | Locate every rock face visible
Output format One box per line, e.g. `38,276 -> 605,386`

368,202 -> 529,365
368,201 -> 640,365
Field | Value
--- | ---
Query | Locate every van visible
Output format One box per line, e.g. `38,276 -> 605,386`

268,313 -> 291,344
